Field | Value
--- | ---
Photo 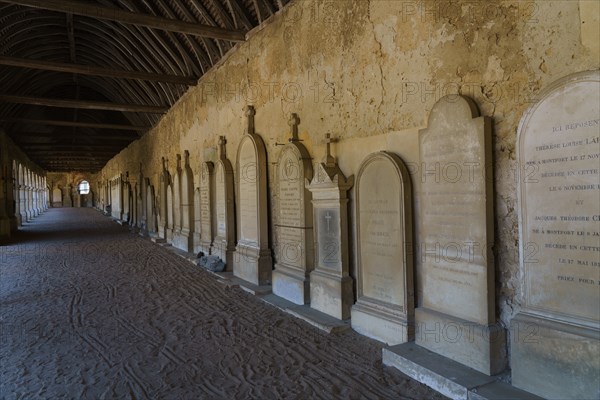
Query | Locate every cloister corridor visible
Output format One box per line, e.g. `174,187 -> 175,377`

0,208 -> 444,400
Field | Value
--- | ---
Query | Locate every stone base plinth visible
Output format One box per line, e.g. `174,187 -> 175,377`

383,342 -> 541,400
351,299 -> 412,345
272,264 -> 310,305
192,233 -> 202,255
0,217 -> 11,241
415,307 -> 506,375
309,269 -> 353,320
233,242 -> 272,286
199,239 -> 212,257
172,229 -> 193,252
212,237 -> 235,271
511,312 -> 600,400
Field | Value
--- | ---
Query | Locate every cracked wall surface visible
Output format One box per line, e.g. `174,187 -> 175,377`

97,0 -> 599,360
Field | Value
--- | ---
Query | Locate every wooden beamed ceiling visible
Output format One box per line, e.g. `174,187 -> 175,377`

0,0 -> 289,172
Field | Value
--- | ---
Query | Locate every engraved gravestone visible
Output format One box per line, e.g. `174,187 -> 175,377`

159,158 -> 170,239
234,106 -> 272,285
415,95 -> 506,375
166,184 -> 174,241
173,151 -> 194,252
512,70 -> 600,400
306,134 -> 354,319
272,113 -> 314,304
212,136 -> 236,269
198,161 -> 214,256
193,187 -> 202,253
351,151 -> 414,345
172,155 -> 182,235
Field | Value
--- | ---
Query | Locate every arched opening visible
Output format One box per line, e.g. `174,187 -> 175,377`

78,181 -> 90,195
77,180 -> 92,208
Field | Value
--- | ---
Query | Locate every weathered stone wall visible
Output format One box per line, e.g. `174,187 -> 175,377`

98,0 -> 599,337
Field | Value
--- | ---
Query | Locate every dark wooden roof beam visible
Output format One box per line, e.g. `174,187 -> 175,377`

1,117 -> 149,131
0,0 -> 246,41
0,56 -> 197,85
0,94 -> 169,113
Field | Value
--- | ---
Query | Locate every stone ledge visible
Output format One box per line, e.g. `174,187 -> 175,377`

261,294 -> 350,334
383,342 -> 542,400
218,275 -> 272,296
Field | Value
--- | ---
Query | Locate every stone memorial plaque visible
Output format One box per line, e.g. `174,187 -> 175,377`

518,80 -> 600,324
193,188 -> 201,252
415,95 -> 505,375
316,208 -> 340,270
159,158 -> 170,239
357,153 -> 411,306
351,151 -> 413,345
419,102 -> 493,325
215,163 -> 227,238
512,70 -> 600,400
234,106 -> 272,286
238,137 -> 259,244
306,134 -> 354,320
212,136 -> 235,270
166,184 -> 174,240
272,116 -> 314,305
198,161 -> 214,255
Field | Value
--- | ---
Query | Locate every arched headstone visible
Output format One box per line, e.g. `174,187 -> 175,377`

234,106 -> 272,285
272,113 -> 314,304
415,95 -> 504,375
512,70 -> 600,399
173,151 -> 194,252
351,151 -> 413,345
213,137 -> 236,269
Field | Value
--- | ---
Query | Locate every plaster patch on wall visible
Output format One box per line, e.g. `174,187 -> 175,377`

579,0 -> 600,62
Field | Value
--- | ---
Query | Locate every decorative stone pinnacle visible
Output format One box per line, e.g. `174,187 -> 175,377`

288,113 -> 300,142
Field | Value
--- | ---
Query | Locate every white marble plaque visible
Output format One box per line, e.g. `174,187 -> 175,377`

518,72 -> 600,325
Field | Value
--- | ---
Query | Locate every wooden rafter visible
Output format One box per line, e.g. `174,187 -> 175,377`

0,0 -> 246,41
0,94 -> 169,113
1,117 -> 149,131
0,56 -> 197,85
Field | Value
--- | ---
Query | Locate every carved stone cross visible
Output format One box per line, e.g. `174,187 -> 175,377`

325,133 -> 337,167
245,105 -> 256,135
325,211 -> 332,232
218,135 -> 227,159
288,113 -> 300,142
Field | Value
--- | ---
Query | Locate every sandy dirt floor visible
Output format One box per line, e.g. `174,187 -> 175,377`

0,208 -> 446,400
